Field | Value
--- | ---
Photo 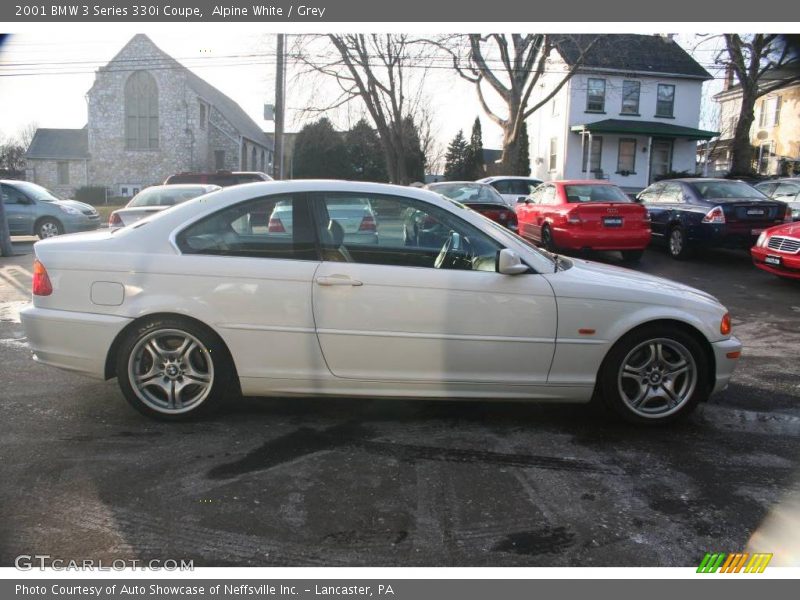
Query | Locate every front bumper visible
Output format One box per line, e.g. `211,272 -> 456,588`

711,336 -> 742,395
20,306 -> 131,379
751,245 -> 800,279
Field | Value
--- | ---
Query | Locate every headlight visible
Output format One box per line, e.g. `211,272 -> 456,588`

756,232 -> 767,247
59,205 -> 81,215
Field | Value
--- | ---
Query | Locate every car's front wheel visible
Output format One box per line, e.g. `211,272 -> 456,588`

36,218 -> 63,239
599,325 -> 709,424
116,317 -> 236,420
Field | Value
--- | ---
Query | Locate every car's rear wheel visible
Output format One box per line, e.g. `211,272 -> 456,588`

36,218 -> 63,239
116,317 -> 235,420
599,325 -> 709,425
541,224 -> 557,252
621,249 -> 644,262
668,226 -> 693,260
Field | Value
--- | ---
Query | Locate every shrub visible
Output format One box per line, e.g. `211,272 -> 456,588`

74,186 -> 110,205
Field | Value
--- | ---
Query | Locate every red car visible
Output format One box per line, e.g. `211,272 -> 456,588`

751,221 -> 800,280
517,180 -> 651,261
425,182 -> 518,232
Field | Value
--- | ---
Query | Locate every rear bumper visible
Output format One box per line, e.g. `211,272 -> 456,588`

711,336 -> 742,395
750,246 -> 800,279
552,226 -> 651,251
20,306 -> 131,379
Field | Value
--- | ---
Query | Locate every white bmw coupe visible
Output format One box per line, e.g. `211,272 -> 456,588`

21,180 -> 741,424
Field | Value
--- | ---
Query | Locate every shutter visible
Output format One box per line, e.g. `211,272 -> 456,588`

774,96 -> 781,126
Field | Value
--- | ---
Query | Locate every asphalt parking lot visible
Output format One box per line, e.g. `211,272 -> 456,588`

1,238 -> 798,567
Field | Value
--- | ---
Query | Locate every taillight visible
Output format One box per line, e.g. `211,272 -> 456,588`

32,259 -> 53,296
109,212 -> 122,227
567,212 -> 582,225
358,215 -> 377,232
720,313 -> 732,336
507,212 -> 518,231
267,217 -> 286,233
702,206 -> 726,224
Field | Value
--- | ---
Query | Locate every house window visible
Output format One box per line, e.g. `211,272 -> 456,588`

656,84 -> 675,118
586,78 -> 606,112
581,137 -> 603,173
57,161 -> 70,185
214,150 -> 225,170
199,102 -> 207,130
548,138 -> 558,171
251,147 -> 257,171
758,96 -> 781,128
125,70 -> 159,150
261,149 -> 266,172
617,139 -> 637,174
621,81 -> 640,115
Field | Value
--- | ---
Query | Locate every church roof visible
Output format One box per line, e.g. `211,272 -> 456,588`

104,34 -> 272,149
26,127 -> 89,159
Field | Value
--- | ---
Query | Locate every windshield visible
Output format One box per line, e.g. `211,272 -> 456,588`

690,180 -> 767,200
128,186 -> 214,207
429,183 -> 505,205
564,184 -> 631,203
13,181 -> 60,202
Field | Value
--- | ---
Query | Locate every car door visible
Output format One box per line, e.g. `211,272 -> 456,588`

1,184 -> 35,235
638,182 -> 666,240
173,192 -> 328,385
310,191 -> 557,385
516,186 -> 539,239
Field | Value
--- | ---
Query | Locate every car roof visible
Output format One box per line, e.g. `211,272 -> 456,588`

138,184 -> 219,191
479,176 -> 542,181
550,179 -> 620,186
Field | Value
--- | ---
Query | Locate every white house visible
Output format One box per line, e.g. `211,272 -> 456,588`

528,35 -> 718,193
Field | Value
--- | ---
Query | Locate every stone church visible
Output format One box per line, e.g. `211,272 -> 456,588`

25,34 -> 273,198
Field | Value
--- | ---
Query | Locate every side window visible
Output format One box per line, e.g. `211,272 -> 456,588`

176,194 -> 317,260
775,183 -> 800,198
541,186 -> 556,205
661,183 -> 684,203
1,185 -> 27,205
311,192 -> 502,272
638,183 -> 663,203
507,180 -> 530,196
492,180 -> 511,194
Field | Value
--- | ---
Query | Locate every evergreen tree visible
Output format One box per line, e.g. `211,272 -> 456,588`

345,119 -> 388,182
510,123 -> 531,176
444,130 -> 470,180
465,117 -> 485,180
292,117 -> 349,179
400,116 -> 426,183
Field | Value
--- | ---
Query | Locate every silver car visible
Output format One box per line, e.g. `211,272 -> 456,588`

268,196 -> 379,244
1,180 -> 100,238
754,178 -> 800,221
109,184 -> 221,228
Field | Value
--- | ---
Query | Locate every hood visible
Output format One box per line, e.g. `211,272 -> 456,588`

769,221 -> 800,237
58,199 -> 98,214
545,258 -> 722,310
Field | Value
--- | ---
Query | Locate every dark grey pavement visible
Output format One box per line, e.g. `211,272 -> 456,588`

1,240 -> 798,567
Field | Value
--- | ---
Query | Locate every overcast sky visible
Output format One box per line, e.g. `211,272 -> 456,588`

0,30 -> 724,154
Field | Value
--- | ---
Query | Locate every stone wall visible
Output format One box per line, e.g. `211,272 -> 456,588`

27,158 -> 87,199
207,106 -> 241,171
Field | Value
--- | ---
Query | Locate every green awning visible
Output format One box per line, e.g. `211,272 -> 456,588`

571,119 -> 718,140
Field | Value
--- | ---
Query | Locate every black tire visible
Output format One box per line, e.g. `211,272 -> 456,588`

598,324 -> 710,425
667,225 -> 693,260
621,249 -> 644,262
115,316 -> 237,421
541,224 -> 557,252
36,218 -> 64,239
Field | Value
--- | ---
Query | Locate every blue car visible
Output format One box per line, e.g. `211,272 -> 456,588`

636,178 -> 789,259
0,180 -> 101,238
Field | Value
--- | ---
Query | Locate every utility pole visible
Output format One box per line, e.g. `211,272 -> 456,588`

273,33 -> 286,180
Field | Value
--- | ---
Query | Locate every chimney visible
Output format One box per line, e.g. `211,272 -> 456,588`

724,65 -> 734,91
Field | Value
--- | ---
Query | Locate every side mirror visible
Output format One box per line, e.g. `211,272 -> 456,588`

496,249 -> 529,275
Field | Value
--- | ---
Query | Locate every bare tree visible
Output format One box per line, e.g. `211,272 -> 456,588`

431,34 -> 597,173
719,34 -> 800,174
295,34 -> 433,185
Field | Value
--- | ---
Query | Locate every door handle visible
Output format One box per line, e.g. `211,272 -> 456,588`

315,275 -> 363,287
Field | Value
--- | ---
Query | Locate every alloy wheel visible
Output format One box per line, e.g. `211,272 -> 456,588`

39,222 -> 60,238
617,337 -> 697,418
127,329 -> 214,414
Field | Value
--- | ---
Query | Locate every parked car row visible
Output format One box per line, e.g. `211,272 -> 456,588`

462,176 -> 796,280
